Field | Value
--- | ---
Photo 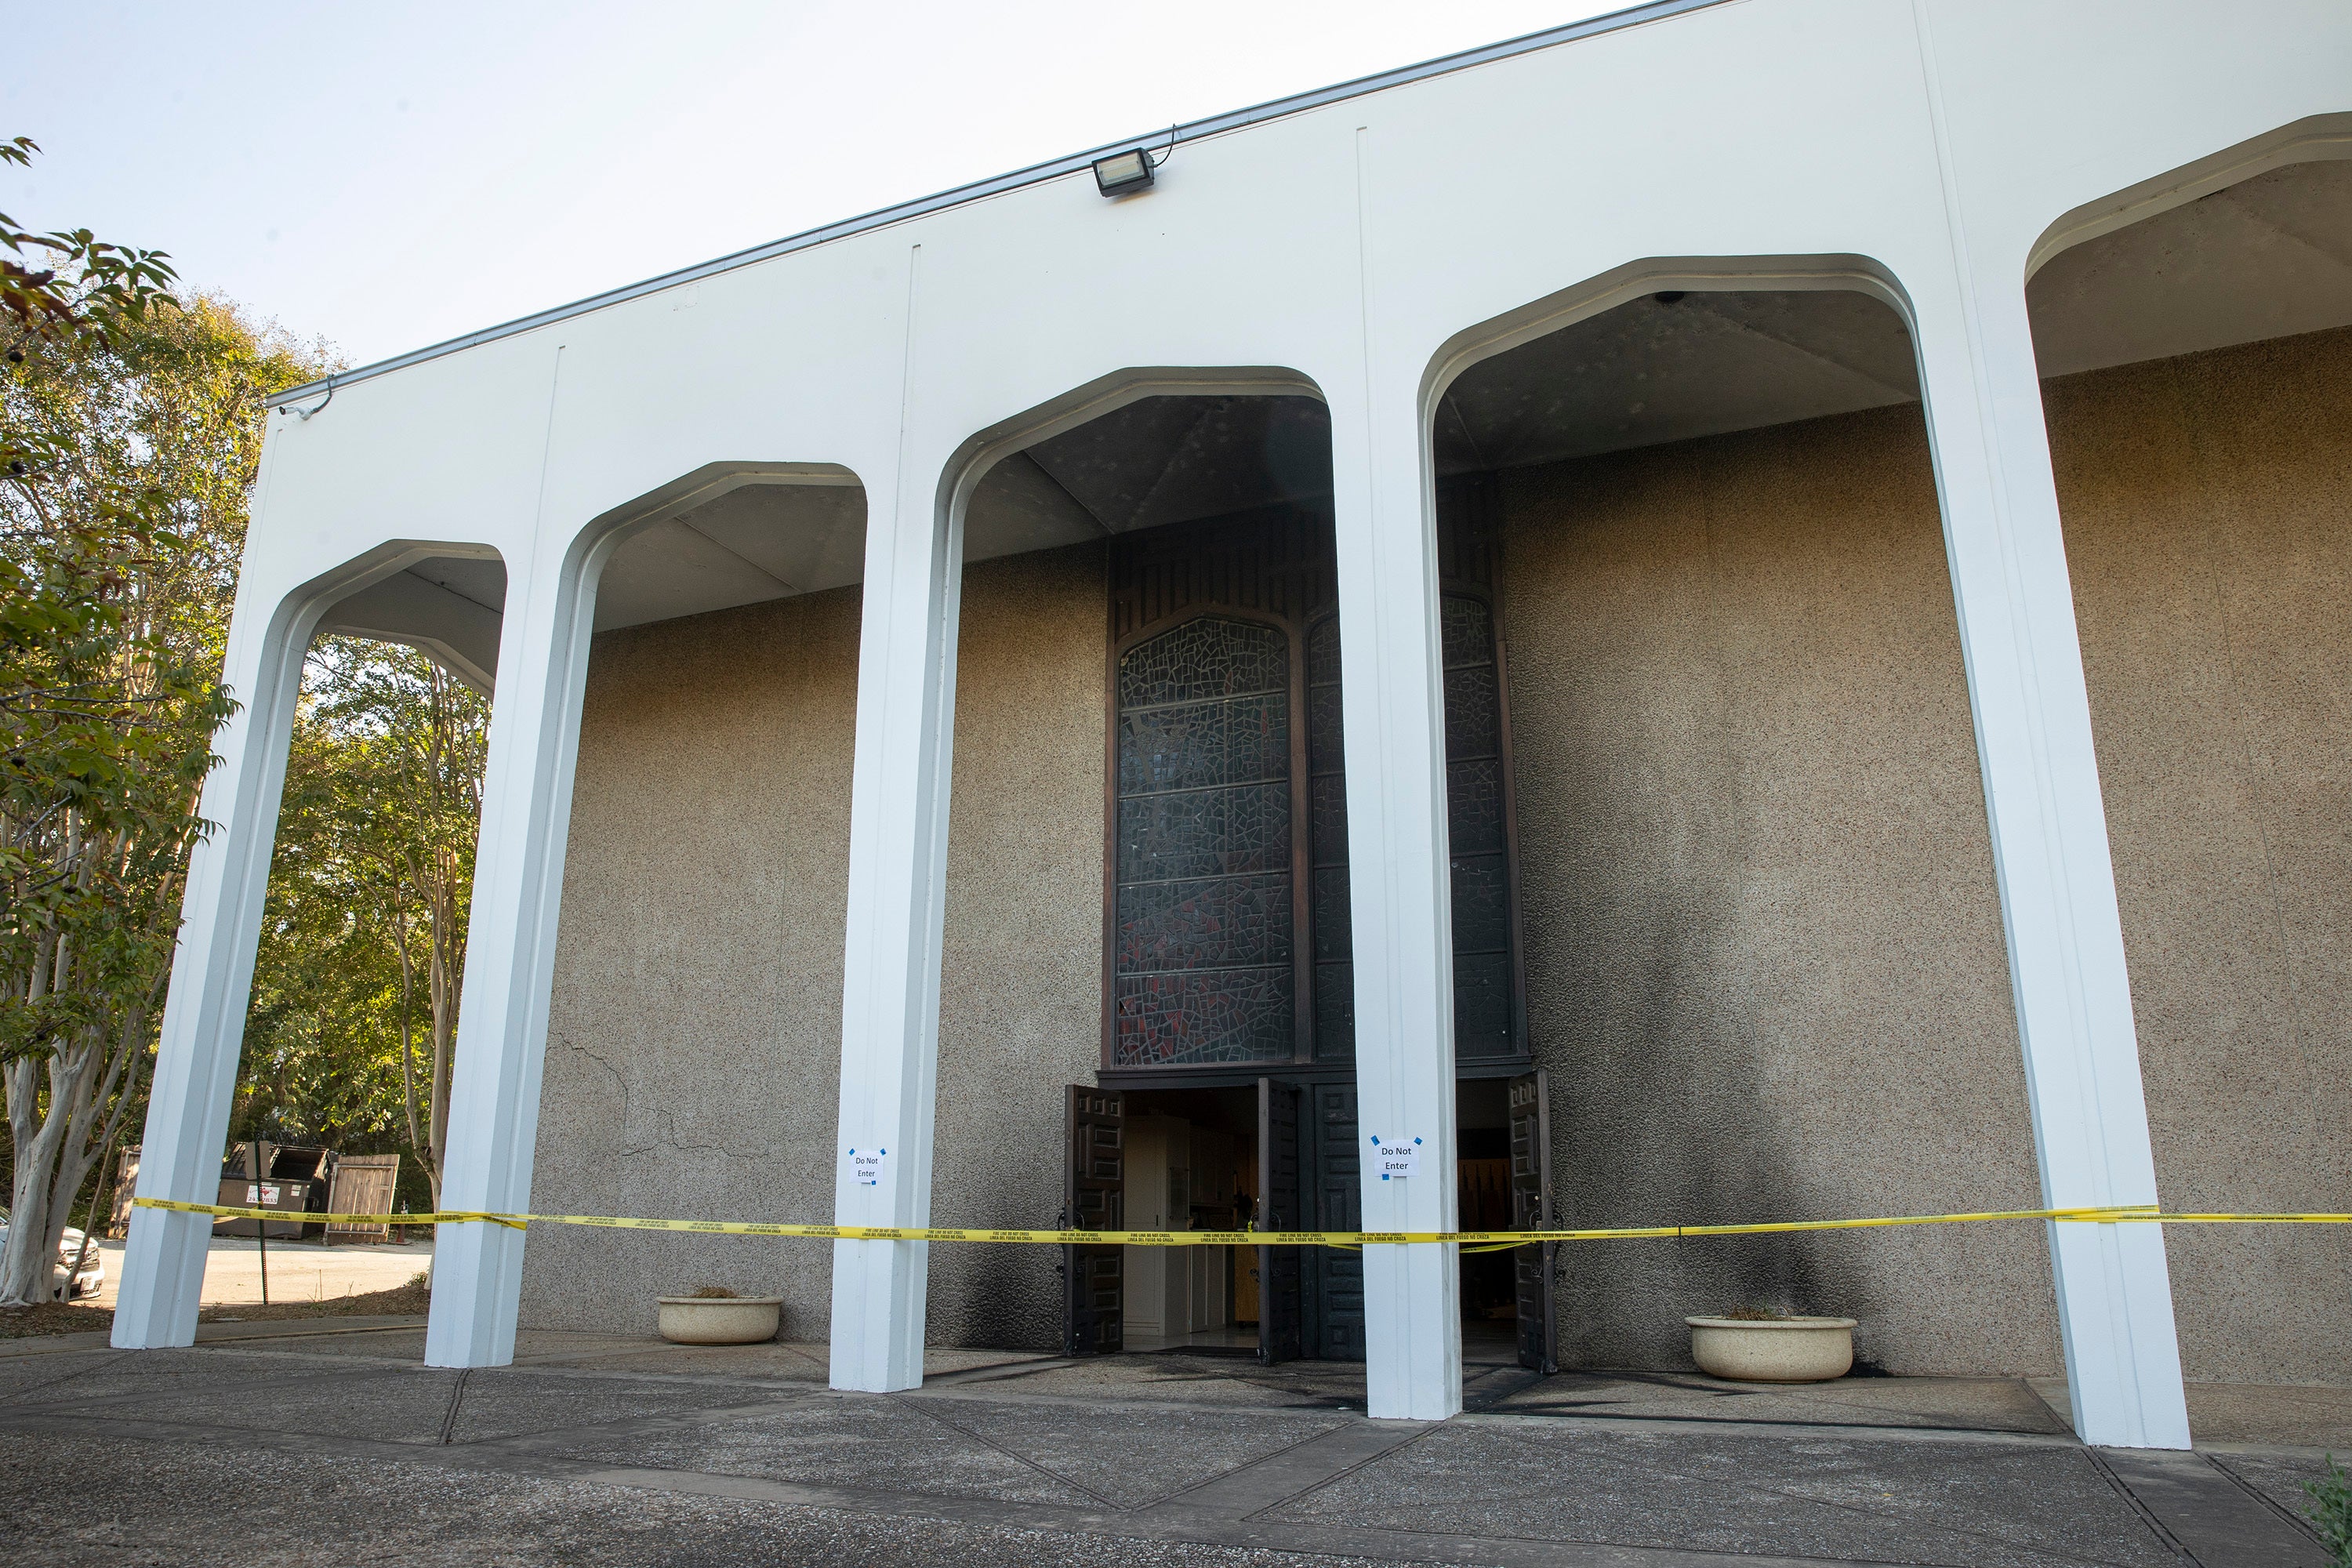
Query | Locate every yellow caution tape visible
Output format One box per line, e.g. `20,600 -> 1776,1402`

131,1196 -> 2352,1245
138,1199 -> 528,1231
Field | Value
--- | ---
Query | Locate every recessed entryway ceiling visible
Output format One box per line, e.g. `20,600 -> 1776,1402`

2028,157 -> 2352,376
314,551 -> 507,694
1000,394 -> 1337,541
1446,156 -> 2352,475
595,477 -> 866,633
1437,289 -> 1921,474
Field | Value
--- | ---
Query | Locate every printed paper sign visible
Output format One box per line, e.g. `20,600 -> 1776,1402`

1368,1136 -> 1422,1181
844,1146 -> 891,1188
245,1183 -> 282,1206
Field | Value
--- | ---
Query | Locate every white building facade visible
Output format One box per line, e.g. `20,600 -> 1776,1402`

111,0 -> 2352,1451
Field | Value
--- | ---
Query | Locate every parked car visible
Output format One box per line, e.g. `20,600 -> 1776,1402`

0,1208 -> 106,1300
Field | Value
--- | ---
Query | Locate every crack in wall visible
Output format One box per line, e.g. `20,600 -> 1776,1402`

557,1037 -> 779,1170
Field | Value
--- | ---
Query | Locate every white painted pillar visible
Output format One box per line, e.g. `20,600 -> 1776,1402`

112,575 -> 313,1348
826,435 -> 956,1393
1908,269 -> 2190,1450
1328,368 -> 1464,1420
422,540 -> 599,1368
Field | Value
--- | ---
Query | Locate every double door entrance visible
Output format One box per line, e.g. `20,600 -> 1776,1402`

1064,1073 -> 1558,1370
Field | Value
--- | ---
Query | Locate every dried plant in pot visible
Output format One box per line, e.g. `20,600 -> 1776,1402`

657,1284 -> 784,1345
1684,1305 -> 1857,1382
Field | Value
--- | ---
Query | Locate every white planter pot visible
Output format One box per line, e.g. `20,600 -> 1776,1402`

1685,1316 -> 1857,1382
657,1296 -> 783,1345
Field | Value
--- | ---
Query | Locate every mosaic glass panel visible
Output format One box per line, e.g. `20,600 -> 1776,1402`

1114,969 -> 1295,1067
1312,868 -> 1352,964
1315,961 -> 1356,1059
1117,874 -> 1293,972
1443,662 -> 1501,760
1114,616 -> 1294,1066
1307,614 -> 1354,1060
1116,691 -> 1288,796
1454,951 -> 1515,1057
1116,782 -> 1291,884
1307,683 -> 1345,772
1118,616 -> 1288,708
1442,594 -> 1494,670
1310,773 -> 1351,865
1308,616 -> 1342,687
1450,853 -> 1510,956
1443,595 -> 1517,1056
1446,760 -> 1503,855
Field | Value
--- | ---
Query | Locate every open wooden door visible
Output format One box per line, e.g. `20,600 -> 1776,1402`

1306,1081 -> 1364,1360
1255,1077 -> 1304,1364
1064,1084 -> 1125,1356
1508,1069 -> 1558,1373
325,1155 -> 400,1243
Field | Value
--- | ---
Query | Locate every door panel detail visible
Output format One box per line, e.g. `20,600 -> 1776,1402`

1064,1085 -> 1125,1356
1255,1076 -> 1303,1364
1306,1080 -> 1364,1361
1508,1069 -> 1558,1374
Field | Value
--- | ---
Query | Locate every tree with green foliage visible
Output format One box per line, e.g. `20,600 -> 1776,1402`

3,133 -> 487,1301
1,136 -> 329,1304
242,637 -> 486,1205
2311,1454 -> 2352,1567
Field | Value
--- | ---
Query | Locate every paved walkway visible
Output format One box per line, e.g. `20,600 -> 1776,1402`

0,1323 -> 2333,1566
85,1236 -> 433,1309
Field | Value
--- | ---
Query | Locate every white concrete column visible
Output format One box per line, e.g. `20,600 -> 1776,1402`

1909,271 -> 2190,1450
112,578 -> 313,1348
827,445 -> 956,1394
422,541 -> 599,1368
1328,372 -> 1463,1421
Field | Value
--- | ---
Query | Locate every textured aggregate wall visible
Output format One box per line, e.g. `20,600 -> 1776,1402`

1500,328 -> 2352,1384
521,586 -> 860,1338
1499,403 -> 2059,1377
2050,325 -> 2352,1387
924,543 -> 1108,1350
521,332 -> 2350,1384
521,543 -> 1105,1344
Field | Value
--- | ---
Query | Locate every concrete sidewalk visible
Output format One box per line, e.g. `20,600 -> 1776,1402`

0,1326 -> 2333,1566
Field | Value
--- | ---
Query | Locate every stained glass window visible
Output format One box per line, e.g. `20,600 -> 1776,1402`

1442,594 -> 1516,1058
1307,618 -> 1355,1061
1305,598 -> 1517,1062
1112,617 -> 1296,1066
1108,573 -> 1519,1067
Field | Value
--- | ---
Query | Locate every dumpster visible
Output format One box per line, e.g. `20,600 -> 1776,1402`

215,1143 -> 336,1240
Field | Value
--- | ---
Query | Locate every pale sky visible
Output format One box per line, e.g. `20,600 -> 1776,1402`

18,3 -> 1618,370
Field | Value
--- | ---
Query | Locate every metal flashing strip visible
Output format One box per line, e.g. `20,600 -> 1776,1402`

265,0 -> 1730,408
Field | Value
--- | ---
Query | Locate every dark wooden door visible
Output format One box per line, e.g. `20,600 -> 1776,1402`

1306,1081 -> 1364,1360
1064,1084 -> 1125,1356
1508,1069 -> 1559,1373
1256,1077 -> 1304,1364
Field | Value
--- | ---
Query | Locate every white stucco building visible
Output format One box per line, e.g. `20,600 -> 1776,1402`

113,0 -> 2352,1452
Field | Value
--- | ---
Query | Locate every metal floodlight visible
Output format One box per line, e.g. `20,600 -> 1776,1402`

1091,147 -> 1157,197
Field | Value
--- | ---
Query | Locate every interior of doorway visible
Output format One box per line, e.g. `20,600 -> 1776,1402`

1455,1076 -> 1518,1363
1107,1086 -> 1258,1355
1094,1076 -> 1526,1360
